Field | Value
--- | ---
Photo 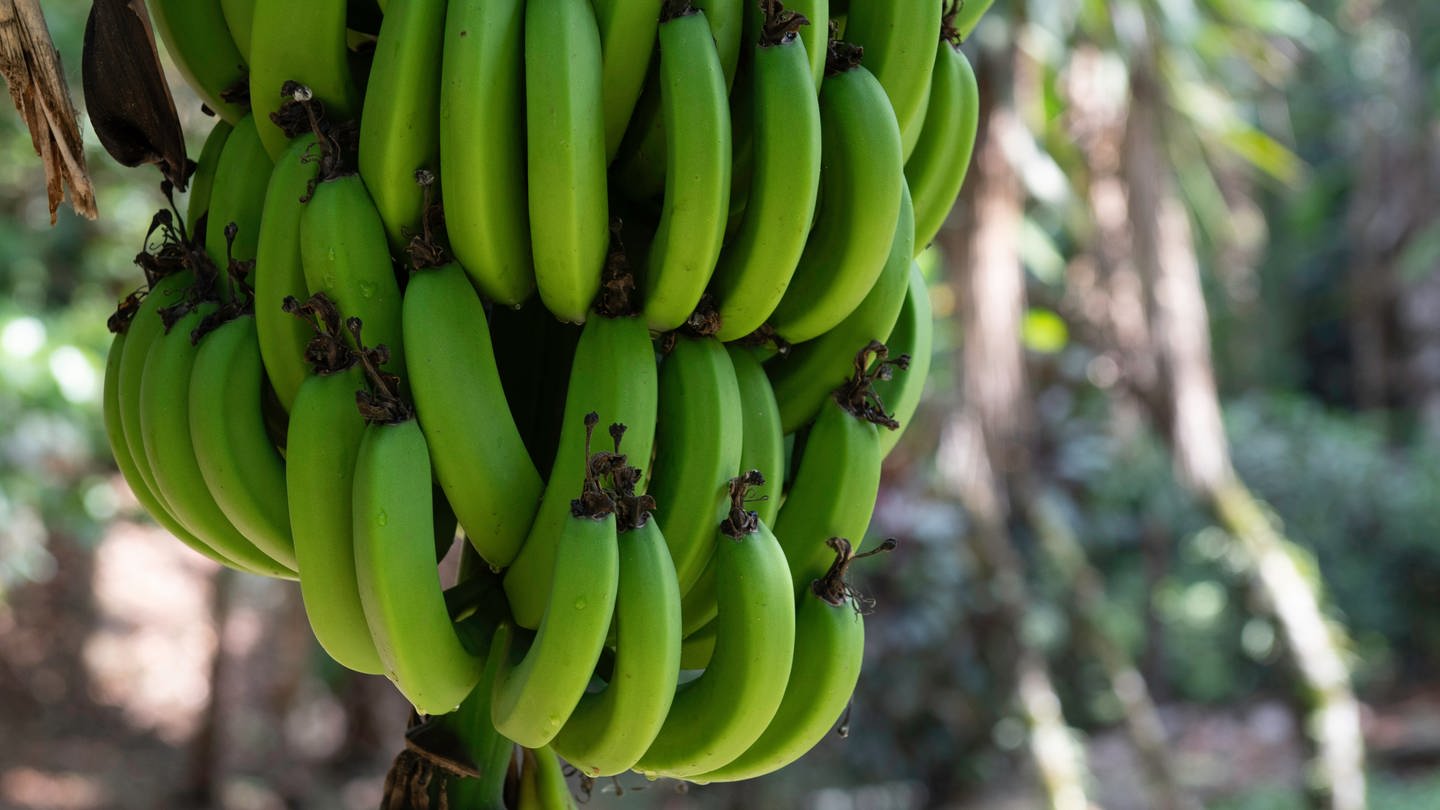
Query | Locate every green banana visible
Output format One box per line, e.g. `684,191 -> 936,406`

185,119 -> 233,238
633,477 -> 795,778
253,134 -> 321,411
551,514 -> 682,777
790,0 -> 829,89
189,315 -> 297,570
403,262 -> 543,569
593,0 -> 664,161
439,0 -> 534,306
679,617 -> 717,669
249,0 -> 360,160
842,0 -> 942,159
648,336 -> 743,595
907,28 -> 980,251
692,539 -> 870,784
138,302 -> 295,578
502,315 -> 657,630
492,427 -> 620,748
767,45 -> 904,344
358,0 -> 446,251
300,173 -> 406,385
876,263 -> 933,457
711,7 -> 822,342
768,182 -> 915,434
953,0 -> 994,39
525,0 -> 608,324
354,415 -> 483,714
148,0 -> 248,123
204,114 -> 273,275
446,625 -> 517,810
218,0 -> 255,62
517,747 -> 578,810
641,6 -> 733,333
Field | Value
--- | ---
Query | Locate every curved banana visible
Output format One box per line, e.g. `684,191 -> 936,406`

641,7 -> 732,333
648,336 -> 743,595
842,0 -> 942,158
148,0 -> 247,123
300,173 -> 407,383
492,450 -> 619,748
253,134 -> 320,411
501,315 -> 657,630
445,625 -> 516,810
768,182 -> 915,433
711,9 -> 821,342
354,416 -> 483,714
439,0 -> 534,306
953,0 -> 994,39
551,515 -> 682,777
632,481 -> 795,779
593,0 -> 664,161
692,540 -> 868,783
532,747 -> 578,810
287,363 -> 385,674
790,0 -> 829,89
249,0 -> 360,159
204,114 -> 274,275
218,0 -> 255,62
767,48 -> 904,344
358,0 -> 446,250
525,0 -> 608,324
185,119 -> 233,238
403,263 -> 543,569
876,263 -> 933,457
907,31 -> 979,251
189,315 -> 296,570
138,303 -> 295,578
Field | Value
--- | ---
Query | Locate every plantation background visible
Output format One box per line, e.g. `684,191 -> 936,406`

4,1 -> 1440,808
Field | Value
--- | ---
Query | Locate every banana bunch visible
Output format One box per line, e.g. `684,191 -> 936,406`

99,0 -> 991,798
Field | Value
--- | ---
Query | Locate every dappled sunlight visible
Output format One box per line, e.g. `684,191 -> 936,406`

0,767 -> 107,810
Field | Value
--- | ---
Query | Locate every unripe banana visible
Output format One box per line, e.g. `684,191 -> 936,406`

907,33 -> 979,251
254,133 -> 321,411
790,0 -> 829,89
354,416 -> 483,714
842,0 -> 943,159
185,119 -> 233,238
218,0 -> 255,62
767,48 -> 904,344
593,0 -> 664,161
147,0 -> 247,123
502,315 -> 657,630
768,182 -> 915,434
525,0 -> 608,324
953,0 -> 994,39
439,0 -> 534,305
876,263 -> 933,457
679,617 -> 717,669
204,114 -> 273,275
517,746 -> 578,810
189,315 -> 296,570
403,263 -> 543,569
641,7 -> 733,333
249,0 -> 360,160
710,7 -> 821,342
445,625 -> 516,810
359,0 -> 446,250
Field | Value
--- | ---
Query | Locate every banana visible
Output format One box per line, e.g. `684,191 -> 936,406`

185,119 -> 233,238
640,6 -> 732,333
679,617 -> 717,669
551,512 -> 682,777
300,173 -> 407,385
875,263 -> 933,457
842,0 -> 942,159
139,302 -> 295,578
710,6 -> 822,342
767,45 -> 905,344
593,0 -> 663,161
203,114 -> 273,275
501,315 -> 657,630
632,477 -> 796,778
249,0 -> 360,160
525,0 -> 608,324
907,26 -> 980,251
446,625 -> 517,810
491,418 -> 620,748
790,0 -> 829,89
692,538 -> 875,784
648,335 -> 743,595
439,0 -> 534,306
287,331 -> 385,673
359,0 -> 446,251
253,134 -> 321,412
768,181 -> 915,433
189,315 -> 297,570
403,262 -> 543,569
218,0 -> 255,62
147,0 -> 247,123
354,413 -> 483,715
953,0 -> 994,39
530,747 -> 579,810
